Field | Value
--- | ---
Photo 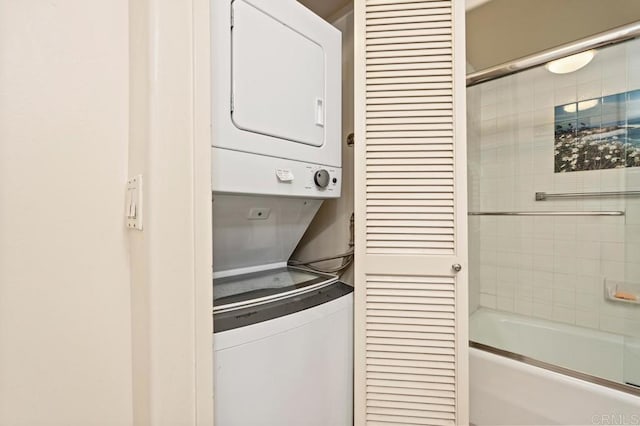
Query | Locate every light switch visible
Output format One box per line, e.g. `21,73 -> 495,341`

126,175 -> 143,230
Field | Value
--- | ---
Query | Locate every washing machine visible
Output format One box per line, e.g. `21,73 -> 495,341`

213,267 -> 353,426
211,0 -> 349,424
211,193 -> 353,426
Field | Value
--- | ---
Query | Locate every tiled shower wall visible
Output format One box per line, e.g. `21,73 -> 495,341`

467,38 -> 640,338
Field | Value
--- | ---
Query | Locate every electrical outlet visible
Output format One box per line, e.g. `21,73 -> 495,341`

247,207 -> 271,220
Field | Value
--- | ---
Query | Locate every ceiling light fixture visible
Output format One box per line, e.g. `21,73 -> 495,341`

546,50 -> 596,74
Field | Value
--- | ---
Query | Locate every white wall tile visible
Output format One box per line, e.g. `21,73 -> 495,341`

481,102 -> 497,120
577,80 -> 602,101
626,201 -> 640,225
479,293 -> 497,309
602,260 -> 626,281
533,108 -> 553,125
575,241 -> 601,259
552,304 -> 576,324
622,318 -> 640,338
533,89 -> 554,109
601,242 -> 625,261
553,218 -> 577,240
533,302 -> 552,319
553,256 -> 577,274
575,309 -> 599,328
497,282 -> 515,299
554,240 -> 577,257
600,300 -> 638,320
576,62 -> 602,84
497,296 -> 515,312
532,238 -> 553,254
575,291 -> 599,309
516,285 -> 533,300
515,298 -> 534,316
533,254 -> 554,272
480,279 -> 497,296
600,314 -> 627,335
599,224 -> 626,243
575,275 -> 602,294
576,224 -> 603,242
553,288 -> 575,306
533,286 -> 552,303
480,86 -> 497,106
497,267 -> 518,284
602,76 -> 627,97
552,273 -> 576,290
534,270 -> 554,288
624,260 -> 640,278
518,268 -> 534,285
554,85 -> 577,105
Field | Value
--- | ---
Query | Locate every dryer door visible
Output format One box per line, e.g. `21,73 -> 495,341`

231,0 -> 325,147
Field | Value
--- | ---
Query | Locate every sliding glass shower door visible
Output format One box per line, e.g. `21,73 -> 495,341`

467,32 -> 640,391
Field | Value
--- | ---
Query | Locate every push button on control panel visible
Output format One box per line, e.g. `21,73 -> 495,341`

276,168 -> 294,182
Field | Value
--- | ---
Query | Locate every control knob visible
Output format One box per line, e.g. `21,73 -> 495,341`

314,169 -> 330,188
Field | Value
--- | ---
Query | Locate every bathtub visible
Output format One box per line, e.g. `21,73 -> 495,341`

470,309 -> 640,425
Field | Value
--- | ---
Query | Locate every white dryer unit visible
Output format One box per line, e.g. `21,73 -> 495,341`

212,0 -> 342,198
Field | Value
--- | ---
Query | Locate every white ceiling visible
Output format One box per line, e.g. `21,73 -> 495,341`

298,0 -> 492,20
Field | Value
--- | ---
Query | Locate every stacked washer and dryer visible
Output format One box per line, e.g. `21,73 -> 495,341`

211,1 -> 352,425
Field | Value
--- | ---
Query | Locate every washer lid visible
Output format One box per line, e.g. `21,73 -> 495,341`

214,281 -> 353,333
231,0 -> 326,147
213,266 -> 338,312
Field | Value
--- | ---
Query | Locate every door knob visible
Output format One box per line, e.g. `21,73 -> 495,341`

452,264 -> 462,272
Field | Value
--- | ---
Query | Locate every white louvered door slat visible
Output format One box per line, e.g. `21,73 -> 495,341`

355,0 -> 468,424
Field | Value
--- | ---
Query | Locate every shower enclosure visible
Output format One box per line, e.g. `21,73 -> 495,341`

467,22 -> 640,412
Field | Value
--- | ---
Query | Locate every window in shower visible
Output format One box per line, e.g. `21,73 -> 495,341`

467,34 -> 640,391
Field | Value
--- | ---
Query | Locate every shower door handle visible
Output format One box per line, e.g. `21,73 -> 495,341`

452,264 -> 462,273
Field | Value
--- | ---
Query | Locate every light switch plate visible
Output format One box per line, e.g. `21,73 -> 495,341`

126,175 -> 143,230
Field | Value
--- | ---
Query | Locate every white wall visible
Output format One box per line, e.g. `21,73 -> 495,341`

0,1 -> 214,424
293,9 -> 355,284
0,1 -> 133,424
467,39 -> 640,338
128,0 -> 214,424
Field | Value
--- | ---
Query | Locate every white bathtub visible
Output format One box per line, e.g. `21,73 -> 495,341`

470,309 -> 640,425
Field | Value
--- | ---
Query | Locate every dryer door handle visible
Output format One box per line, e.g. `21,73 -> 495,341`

315,98 -> 324,127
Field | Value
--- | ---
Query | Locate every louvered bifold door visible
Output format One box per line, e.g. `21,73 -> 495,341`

354,0 -> 469,425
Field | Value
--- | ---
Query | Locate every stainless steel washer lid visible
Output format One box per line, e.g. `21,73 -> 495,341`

213,266 -> 338,313
214,281 -> 353,333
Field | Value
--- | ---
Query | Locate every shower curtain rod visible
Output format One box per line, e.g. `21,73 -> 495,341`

467,21 -> 640,87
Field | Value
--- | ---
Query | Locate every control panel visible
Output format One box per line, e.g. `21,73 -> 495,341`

306,166 -> 339,193
212,148 -> 341,198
